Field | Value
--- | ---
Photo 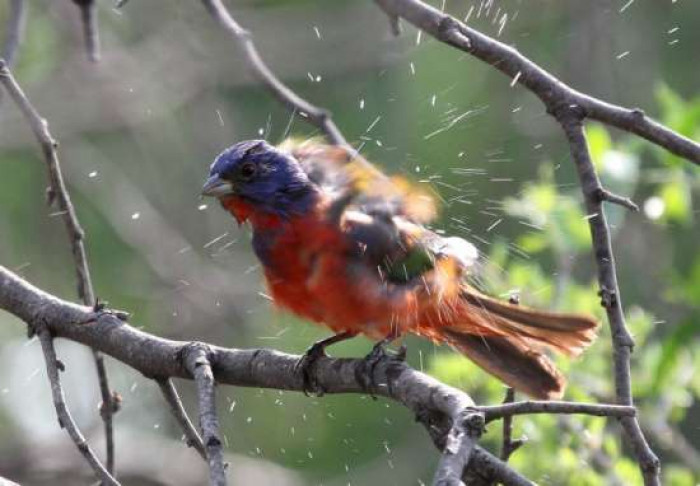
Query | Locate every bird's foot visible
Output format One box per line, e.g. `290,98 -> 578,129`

358,341 -> 407,399
294,342 -> 328,397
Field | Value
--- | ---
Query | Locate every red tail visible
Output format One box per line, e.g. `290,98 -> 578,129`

436,287 -> 599,399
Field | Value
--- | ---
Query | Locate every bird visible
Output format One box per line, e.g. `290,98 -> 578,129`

201,138 -> 600,399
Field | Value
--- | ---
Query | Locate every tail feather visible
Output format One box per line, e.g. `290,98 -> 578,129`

443,329 -> 565,399
460,287 -> 599,357
433,286 -> 600,399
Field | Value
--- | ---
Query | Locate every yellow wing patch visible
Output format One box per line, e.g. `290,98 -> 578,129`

280,137 -> 438,223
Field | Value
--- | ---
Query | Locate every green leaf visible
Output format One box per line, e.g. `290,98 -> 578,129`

650,320 -> 697,395
658,175 -> 692,224
586,124 -> 612,171
517,232 -> 549,254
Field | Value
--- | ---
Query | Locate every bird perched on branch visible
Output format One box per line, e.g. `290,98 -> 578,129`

201,138 -> 599,399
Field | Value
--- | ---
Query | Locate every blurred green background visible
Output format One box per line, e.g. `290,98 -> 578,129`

1,0 -> 699,484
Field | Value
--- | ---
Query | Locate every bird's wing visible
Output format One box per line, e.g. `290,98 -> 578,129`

341,210 -> 478,284
281,138 -> 477,283
279,138 -> 438,224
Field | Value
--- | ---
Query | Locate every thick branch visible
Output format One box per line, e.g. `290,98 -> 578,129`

0,58 -> 116,474
199,0 -> 348,148
0,265 -> 531,485
36,325 -> 119,486
157,378 -> 207,460
559,114 -> 660,485
374,0 -> 700,166
184,345 -> 227,486
433,409 -> 484,486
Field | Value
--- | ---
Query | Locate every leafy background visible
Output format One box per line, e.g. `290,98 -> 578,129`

0,1 -> 699,484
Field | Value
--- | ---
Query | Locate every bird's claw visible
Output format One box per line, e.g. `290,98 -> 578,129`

358,341 -> 406,399
294,343 -> 328,397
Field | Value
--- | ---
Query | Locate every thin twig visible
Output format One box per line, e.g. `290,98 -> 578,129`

94,350 -> 117,473
71,0 -> 101,62
0,59 -> 116,475
198,0 -> 348,148
498,388 -> 524,462
35,325 -> 119,486
2,0 -> 26,67
598,188 -> 639,212
183,344 -> 227,486
157,378 -> 207,460
480,399 -> 637,422
559,114 -> 660,486
0,265 -> 532,486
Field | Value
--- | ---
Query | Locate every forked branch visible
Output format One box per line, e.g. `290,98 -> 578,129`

0,58 -> 117,476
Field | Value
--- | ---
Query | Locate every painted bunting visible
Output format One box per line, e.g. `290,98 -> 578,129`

201,139 -> 599,399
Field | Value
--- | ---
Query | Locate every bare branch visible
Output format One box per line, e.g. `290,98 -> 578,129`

480,399 -> 637,422
0,265 -> 532,486
0,58 -> 116,475
2,0 -> 26,67
184,344 -> 227,486
597,188 -> 639,212
370,2 -> 671,483
498,388 -> 524,463
559,114 -> 660,485
433,410 -> 484,486
70,0 -> 101,62
157,378 -> 207,460
198,0 -> 348,148
35,325 -> 119,486
0,62 -> 94,306
373,0 -> 700,166
95,350 -> 117,472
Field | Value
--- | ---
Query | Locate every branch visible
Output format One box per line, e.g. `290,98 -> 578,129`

157,378 -> 207,460
198,0 -> 348,148
0,59 -> 116,475
70,0 -> 101,62
480,400 -> 637,422
597,188 -> 639,212
559,114 -> 660,485
184,345 -> 227,486
2,0 -> 25,67
35,325 -> 119,486
433,409 -> 484,486
498,388 -> 523,463
374,0 -> 700,167
370,2 -> 672,483
0,265 -> 532,486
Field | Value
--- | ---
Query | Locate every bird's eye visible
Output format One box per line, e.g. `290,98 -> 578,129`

239,162 -> 257,180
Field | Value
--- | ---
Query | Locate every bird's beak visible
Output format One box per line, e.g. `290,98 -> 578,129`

201,175 -> 234,197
